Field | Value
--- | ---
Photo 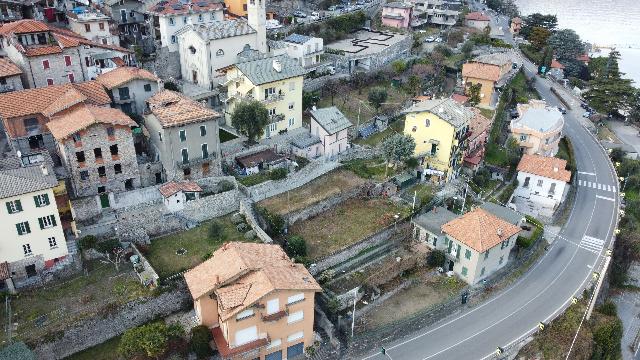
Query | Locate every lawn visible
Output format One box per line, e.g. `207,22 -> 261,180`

145,215 -> 251,278
479,108 -> 495,120
484,143 -> 510,167
403,183 -> 435,208
2,261 -> 152,343
343,157 -> 400,181
289,198 -> 411,260
66,336 -> 122,360
354,118 -> 405,147
597,124 -> 622,144
237,171 -> 271,187
258,169 -> 366,215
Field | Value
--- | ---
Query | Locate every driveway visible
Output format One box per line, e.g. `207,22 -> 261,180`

607,121 -> 640,154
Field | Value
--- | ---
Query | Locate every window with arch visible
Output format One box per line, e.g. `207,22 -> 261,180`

216,49 -> 224,57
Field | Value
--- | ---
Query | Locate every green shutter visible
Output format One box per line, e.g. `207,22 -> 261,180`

51,215 -> 57,227
15,200 -> 22,211
24,222 -> 30,234
38,217 -> 44,230
16,223 -> 22,235
34,195 -> 40,207
6,202 -> 12,214
43,194 -> 49,205
461,267 -> 468,276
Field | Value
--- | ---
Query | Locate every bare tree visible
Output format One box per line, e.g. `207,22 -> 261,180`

101,246 -> 126,271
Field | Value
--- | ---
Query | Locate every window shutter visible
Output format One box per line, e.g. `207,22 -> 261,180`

24,222 -> 30,234
15,200 -> 22,211
38,217 -> 44,230
34,195 -> 40,207
51,215 -> 57,227
6,202 -> 12,214
43,194 -> 49,205
16,223 -> 22,235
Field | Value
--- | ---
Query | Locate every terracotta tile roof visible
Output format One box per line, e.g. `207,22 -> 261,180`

96,67 -> 159,89
0,57 -> 22,78
147,90 -> 220,127
462,62 -> 501,82
148,0 -> 224,16
0,19 -> 49,35
0,82 -> 109,119
517,154 -> 571,182
468,108 -> 491,141
451,93 -> 469,104
184,242 -> 321,320
47,105 -> 135,140
550,59 -> 565,69
23,45 -> 63,56
412,95 -> 432,102
465,12 -> 490,21
158,180 -> 202,198
442,208 -> 521,253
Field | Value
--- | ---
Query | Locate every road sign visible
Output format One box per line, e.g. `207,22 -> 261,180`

538,322 -> 545,331
572,297 -> 578,304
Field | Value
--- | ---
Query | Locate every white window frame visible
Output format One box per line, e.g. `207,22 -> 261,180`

269,123 -> 277,132
267,338 -> 281,349
287,293 -> 304,305
23,243 -> 32,256
41,215 -> 54,228
287,331 -> 303,342
169,17 -> 175,26
35,194 -> 48,207
179,129 -> 187,141
266,298 -> 279,315
16,222 -> 29,235
200,125 -> 207,136
288,118 -> 295,127
268,108 -> 276,116
287,310 -> 303,324
48,236 -> 57,248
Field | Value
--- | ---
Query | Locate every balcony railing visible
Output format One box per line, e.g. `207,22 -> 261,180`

175,154 -> 216,169
262,93 -> 284,104
115,93 -> 135,104
268,114 -> 285,123
222,75 -> 244,87
261,310 -> 287,322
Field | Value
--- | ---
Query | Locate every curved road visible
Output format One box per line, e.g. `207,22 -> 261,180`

359,24 -> 620,360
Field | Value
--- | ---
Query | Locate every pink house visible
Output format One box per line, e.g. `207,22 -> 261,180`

463,108 -> 492,172
307,106 -> 352,158
381,2 -> 413,29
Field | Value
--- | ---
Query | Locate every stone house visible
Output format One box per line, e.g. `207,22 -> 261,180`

96,66 -> 160,115
308,106 -> 352,158
159,180 -> 202,212
381,2 -> 413,29
235,148 -> 286,175
0,57 -> 24,93
403,98 -> 472,182
461,53 -> 513,108
441,208 -> 521,284
184,242 -> 322,360
464,11 -> 490,30
514,154 -> 571,210
66,8 -> 119,45
0,19 -> 134,89
102,0 -> 148,50
145,90 -> 222,182
510,100 -> 564,157
0,81 -> 111,162
224,55 -> 305,139
412,206 -> 457,251
463,108 -> 492,173
0,162 -> 68,290
47,105 -> 141,201
0,0 -> 24,24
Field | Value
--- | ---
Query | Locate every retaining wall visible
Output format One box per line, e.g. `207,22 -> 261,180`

284,185 -> 365,225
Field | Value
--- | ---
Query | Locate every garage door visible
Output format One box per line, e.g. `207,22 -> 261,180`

234,326 -> 257,346
287,343 -> 304,359
265,350 -> 282,360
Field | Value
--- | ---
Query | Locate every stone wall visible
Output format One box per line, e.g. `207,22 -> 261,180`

336,145 -> 381,162
303,74 -> 350,92
180,188 -> 240,222
239,199 -> 272,244
310,223 -> 405,275
33,285 -> 191,360
138,160 -> 163,188
142,46 -> 181,80
284,184 -> 365,225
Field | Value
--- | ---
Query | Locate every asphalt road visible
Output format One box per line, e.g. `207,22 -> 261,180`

358,6 -> 621,360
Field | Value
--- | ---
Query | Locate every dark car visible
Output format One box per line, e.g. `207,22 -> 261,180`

293,10 -> 307,17
510,109 -> 519,118
558,107 -> 567,114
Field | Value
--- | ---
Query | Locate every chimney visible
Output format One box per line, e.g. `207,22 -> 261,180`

215,274 -> 220,284
40,164 -> 48,176
497,228 -> 503,236
553,166 -> 559,172
272,59 -> 282,73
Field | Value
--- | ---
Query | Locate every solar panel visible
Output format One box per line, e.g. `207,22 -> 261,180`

359,124 -> 377,138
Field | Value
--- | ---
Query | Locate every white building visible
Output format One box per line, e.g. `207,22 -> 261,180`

510,99 -> 564,157
146,0 -> 225,52
269,34 -> 324,69
159,181 -> 202,212
67,9 -> 119,45
0,163 -> 68,290
514,154 -> 572,209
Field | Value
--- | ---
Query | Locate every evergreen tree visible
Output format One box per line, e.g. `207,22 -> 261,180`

584,50 -> 636,115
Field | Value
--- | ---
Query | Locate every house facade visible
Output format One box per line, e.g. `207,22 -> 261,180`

441,208 -> 520,284
184,242 -> 321,360
464,12 -> 490,30
67,9 -> 119,45
102,0 -> 147,50
159,180 -> 202,212
96,66 -> 160,114
145,90 -> 222,181
381,2 -> 413,29
412,206 -> 457,251
176,20 -> 259,89
0,57 -> 24,93
461,53 -> 513,107
48,105 -> 141,199
514,154 -> 571,209
309,106 -> 352,158
510,100 -> 564,157
275,34 -> 324,69
0,81 -> 111,161
403,98 -> 472,182
510,17 -> 522,34
412,0 -> 461,27
224,55 -> 305,139
0,164 -> 68,288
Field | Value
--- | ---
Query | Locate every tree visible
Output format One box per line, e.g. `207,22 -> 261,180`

427,250 -> 446,267
391,60 -> 407,74
506,137 -> 521,167
323,79 -> 338,106
467,83 -> 482,106
96,239 -> 125,271
118,322 -> 182,359
208,221 -> 224,242
190,325 -> 213,358
520,13 -> 557,38
629,89 -> 640,123
591,317 -> 623,359
381,133 -> 416,176
461,41 -> 474,60
548,29 -> 585,64
528,27 -> 551,50
584,50 -> 636,115
368,87 -> 388,113
285,235 -> 307,258
302,91 -> 318,110
231,100 -> 269,144
406,75 -> 422,96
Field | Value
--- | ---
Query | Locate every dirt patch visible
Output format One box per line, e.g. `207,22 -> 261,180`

258,169 -> 366,215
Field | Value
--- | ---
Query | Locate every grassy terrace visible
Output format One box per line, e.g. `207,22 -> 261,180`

258,169 -> 366,215
354,119 -> 405,147
290,198 -> 410,260
343,157 -> 400,181
145,215 -> 251,278
67,336 -> 122,360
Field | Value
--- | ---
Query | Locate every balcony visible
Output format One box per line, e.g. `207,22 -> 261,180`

268,114 -> 285,123
211,326 -> 269,359
262,93 -> 284,104
261,310 -> 287,322
222,75 -> 244,87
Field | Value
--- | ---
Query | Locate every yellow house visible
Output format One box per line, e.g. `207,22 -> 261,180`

184,242 -> 322,360
403,98 -> 473,182
224,55 -> 305,139
225,0 -> 248,16
462,53 -> 513,108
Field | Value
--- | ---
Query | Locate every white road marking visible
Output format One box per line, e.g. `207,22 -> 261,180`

579,171 -> 596,176
598,183 -> 602,190
607,185 -> 612,192
596,195 -> 615,202
579,236 -> 605,254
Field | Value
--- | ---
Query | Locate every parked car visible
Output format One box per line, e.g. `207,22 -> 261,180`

356,0 -> 365,5
582,112 -> 591,118
328,5 -> 337,10
435,37 -> 443,43
425,36 -> 436,42
558,107 -> 567,114
293,10 -> 307,17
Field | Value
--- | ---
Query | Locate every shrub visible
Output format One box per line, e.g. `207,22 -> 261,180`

318,269 -> 335,284
164,81 -> 180,92
208,221 -> 225,242
285,236 -> 307,258
217,180 -> 235,193
78,235 -> 97,250
427,250 -> 446,268
190,325 -> 213,358
405,157 -> 419,169
269,167 -> 288,180
597,301 -> 618,316
119,322 -> 176,358
95,238 -> 121,253
256,207 -> 285,236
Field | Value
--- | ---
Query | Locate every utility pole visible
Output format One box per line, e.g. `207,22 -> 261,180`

351,287 -> 358,337
461,179 -> 468,214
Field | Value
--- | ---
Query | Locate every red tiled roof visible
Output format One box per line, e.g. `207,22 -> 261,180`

96,67 -> 159,89
465,12 -> 490,21
47,105 -> 135,140
462,62 -> 501,82
451,93 -> 469,104
158,181 -> 202,198
550,59 -> 565,69
0,58 -> 22,78
442,208 -> 521,253
148,0 -> 224,16
0,19 -> 49,35
517,154 -> 571,182
147,90 -> 220,127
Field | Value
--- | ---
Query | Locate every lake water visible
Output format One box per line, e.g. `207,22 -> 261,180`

514,0 -> 640,85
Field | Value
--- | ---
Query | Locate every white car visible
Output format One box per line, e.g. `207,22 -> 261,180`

425,36 -> 436,43
435,37 -> 443,43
